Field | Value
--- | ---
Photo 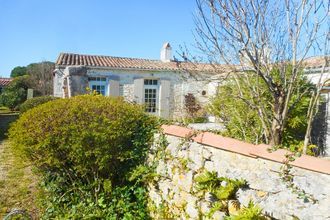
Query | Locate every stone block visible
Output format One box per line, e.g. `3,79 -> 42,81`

186,201 -> 199,219
173,171 -> 194,192
200,201 -> 211,214
202,147 -> 213,160
212,211 -> 226,219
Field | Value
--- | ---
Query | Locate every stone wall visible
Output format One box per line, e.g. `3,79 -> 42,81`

148,125 -> 330,220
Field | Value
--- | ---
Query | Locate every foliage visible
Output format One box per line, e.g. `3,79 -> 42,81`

39,172 -> 150,219
9,61 -> 54,96
288,142 -> 318,156
183,93 -> 207,123
26,62 -> 54,96
194,0 -> 328,146
209,70 -> 316,150
225,201 -> 266,220
19,96 -> 59,113
209,75 -> 268,144
10,66 -> 27,78
184,93 -> 201,117
195,171 -> 247,201
9,95 -> 159,218
0,76 -> 31,110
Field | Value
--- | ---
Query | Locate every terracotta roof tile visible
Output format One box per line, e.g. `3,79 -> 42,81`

56,53 -> 327,74
56,52 -> 228,73
0,78 -> 12,86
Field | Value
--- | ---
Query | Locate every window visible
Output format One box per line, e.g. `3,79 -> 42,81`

144,79 -> 158,86
89,77 -> 107,95
144,79 -> 158,113
91,85 -> 106,95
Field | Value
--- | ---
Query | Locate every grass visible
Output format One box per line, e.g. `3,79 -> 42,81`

0,107 -> 40,218
0,140 -> 40,219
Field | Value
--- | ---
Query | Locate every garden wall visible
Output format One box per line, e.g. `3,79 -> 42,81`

148,125 -> 330,219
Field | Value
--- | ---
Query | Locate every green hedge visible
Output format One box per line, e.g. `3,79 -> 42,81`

9,95 -> 159,218
19,96 -> 59,113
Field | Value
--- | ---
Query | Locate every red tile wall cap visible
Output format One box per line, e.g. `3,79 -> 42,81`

161,125 -> 330,175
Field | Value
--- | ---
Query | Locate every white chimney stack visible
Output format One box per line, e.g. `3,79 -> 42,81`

160,42 -> 172,62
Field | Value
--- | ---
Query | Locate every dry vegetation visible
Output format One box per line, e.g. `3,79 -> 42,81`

0,140 -> 40,219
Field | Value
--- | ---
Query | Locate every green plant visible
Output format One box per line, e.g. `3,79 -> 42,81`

195,171 -> 247,201
19,96 -> 59,113
194,171 -> 248,217
183,93 -> 207,123
279,154 -> 317,203
9,94 -> 159,218
39,172 -> 151,219
0,76 -> 31,110
288,142 -> 318,156
209,69 -> 317,151
10,66 -> 27,78
225,201 -> 267,220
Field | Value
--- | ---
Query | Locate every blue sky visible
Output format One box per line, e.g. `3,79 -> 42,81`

0,0 -> 197,77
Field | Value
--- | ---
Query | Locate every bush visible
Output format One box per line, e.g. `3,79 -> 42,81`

9,95 -> 159,218
19,96 -> 58,113
0,75 -> 31,110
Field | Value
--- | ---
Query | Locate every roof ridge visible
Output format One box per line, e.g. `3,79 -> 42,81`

59,52 -> 165,63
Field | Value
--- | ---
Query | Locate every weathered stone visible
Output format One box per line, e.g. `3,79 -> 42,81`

187,142 -> 205,171
158,180 -> 172,201
212,211 -> 226,220
202,147 -> 213,160
200,201 -> 211,214
186,196 -> 199,219
149,189 -> 162,207
173,171 -> 194,192
148,134 -> 330,219
166,135 -> 180,157
178,149 -> 189,159
156,160 -> 167,176
204,160 -> 216,172
173,190 -> 189,208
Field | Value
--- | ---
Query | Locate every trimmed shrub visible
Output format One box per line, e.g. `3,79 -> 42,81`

9,95 -> 159,218
19,96 -> 59,113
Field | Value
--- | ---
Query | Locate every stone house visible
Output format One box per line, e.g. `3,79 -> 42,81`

53,44 -> 330,154
53,43 -> 225,119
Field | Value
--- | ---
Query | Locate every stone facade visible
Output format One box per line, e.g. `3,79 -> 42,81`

54,66 -> 213,119
148,126 -> 330,219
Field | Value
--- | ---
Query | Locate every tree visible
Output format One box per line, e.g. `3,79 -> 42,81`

26,61 -> 54,96
0,75 -> 31,110
194,0 -> 328,146
10,66 -> 27,78
210,69 -> 314,147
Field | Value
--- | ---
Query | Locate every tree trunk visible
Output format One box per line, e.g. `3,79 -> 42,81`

270,117 -> 283,146
270,92 -> 285,146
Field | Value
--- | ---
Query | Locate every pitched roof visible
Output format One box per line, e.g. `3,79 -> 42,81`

56,52 -> 327,74
0,78 -> 12,86
55,53 -> 229,73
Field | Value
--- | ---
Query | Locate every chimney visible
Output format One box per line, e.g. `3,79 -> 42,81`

160,42 -> 172,62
